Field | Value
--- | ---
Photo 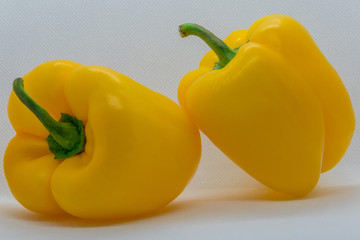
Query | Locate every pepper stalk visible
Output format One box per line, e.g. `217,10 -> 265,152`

179,23 -> 239,70
12,78 -> 85,159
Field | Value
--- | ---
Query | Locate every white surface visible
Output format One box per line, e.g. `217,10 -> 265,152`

1,0 -> 360,239
0,182 -> 360,240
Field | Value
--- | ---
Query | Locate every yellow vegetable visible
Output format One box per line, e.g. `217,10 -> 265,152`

178,14 -> 355,197
4,60 -> 201,219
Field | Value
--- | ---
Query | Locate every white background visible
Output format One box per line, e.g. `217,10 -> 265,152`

0,0 -> 359,239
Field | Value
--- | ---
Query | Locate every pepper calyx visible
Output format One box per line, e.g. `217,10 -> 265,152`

212,44 -> 248,70
46,113 -> 85,159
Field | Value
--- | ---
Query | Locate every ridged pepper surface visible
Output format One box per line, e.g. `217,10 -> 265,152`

178,14 -> 355,197
5,60 -> 201,219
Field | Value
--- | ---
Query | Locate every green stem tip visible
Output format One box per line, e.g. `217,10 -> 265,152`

13,78 -> 85,159
179,23 -> 237,69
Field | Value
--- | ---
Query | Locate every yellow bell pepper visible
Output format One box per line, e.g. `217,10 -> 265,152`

4,60 -> 201,219
178,14 -> 355,197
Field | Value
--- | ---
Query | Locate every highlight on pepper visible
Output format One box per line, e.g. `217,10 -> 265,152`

4,60 -> 201,219
178,14 -> 355,197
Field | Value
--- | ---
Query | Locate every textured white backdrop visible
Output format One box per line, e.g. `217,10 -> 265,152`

0,0 -> 359,239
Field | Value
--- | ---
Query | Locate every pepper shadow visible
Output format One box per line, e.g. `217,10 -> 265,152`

0,200 -> 186,227
2,184 -> 358,227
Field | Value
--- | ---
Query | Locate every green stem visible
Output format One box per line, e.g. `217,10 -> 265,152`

179,23 -> 237,69
13,78 -> 85,159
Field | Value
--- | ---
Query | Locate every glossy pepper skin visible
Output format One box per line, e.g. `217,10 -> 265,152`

4,60 -> 201,219
178,14 -> 355,197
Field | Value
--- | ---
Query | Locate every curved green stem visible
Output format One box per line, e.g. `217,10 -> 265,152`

13,78 -> 85,159
179,23 -> 237,69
